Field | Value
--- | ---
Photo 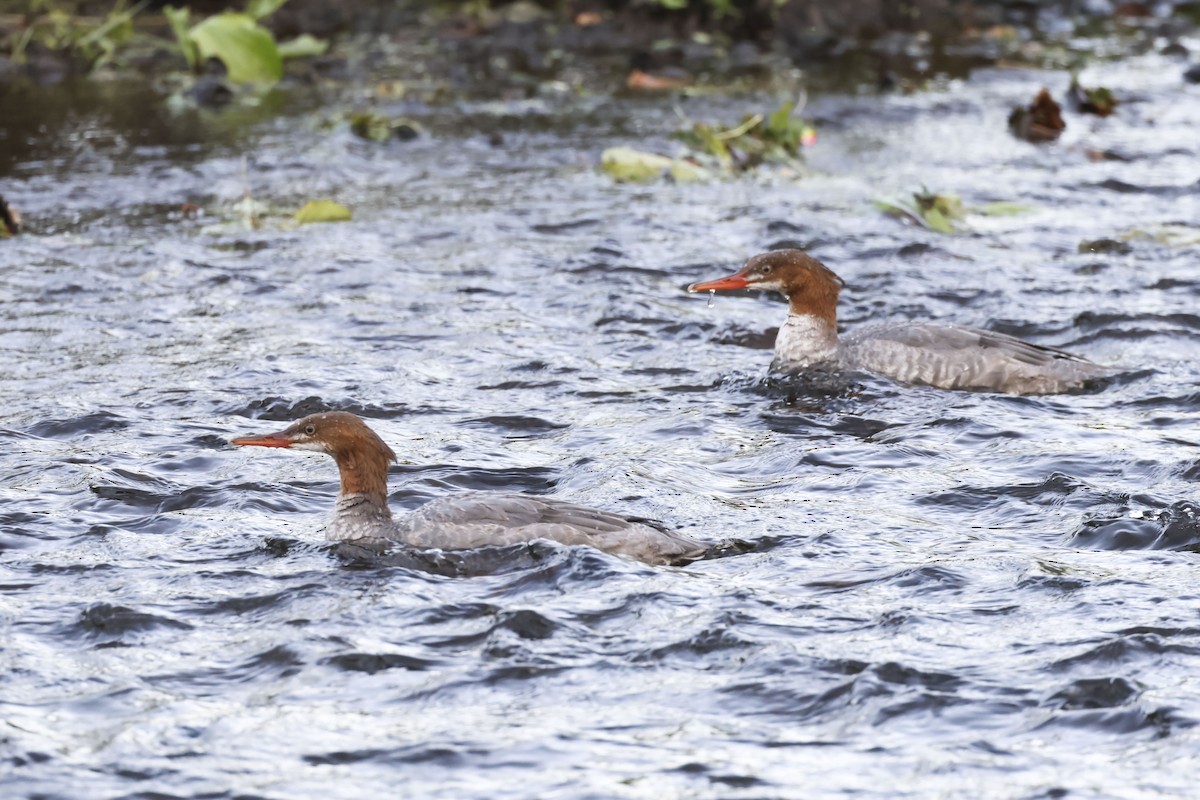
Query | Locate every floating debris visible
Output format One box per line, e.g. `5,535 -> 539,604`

599,147 -> 711,183
0,194 -> 20,237
875,189 -> 966,234
626,69 -> 691,92
1069,76 -> 1118,116
876,189 -> 1032,234
349,111 -> 422,143
1078,238 -> 1132,255
294,200 -> 352,224
671,98 -> 815,173
1121,225 -> 1200,247
1009,88 -> 1065,142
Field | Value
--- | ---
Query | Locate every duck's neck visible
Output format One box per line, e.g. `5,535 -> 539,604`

328,493 -> 395,542
327,449 -> 395,542
773,311 -> 839,370
335,447 -> 392,509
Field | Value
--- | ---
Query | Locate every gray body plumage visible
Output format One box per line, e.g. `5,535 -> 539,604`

774,317 -> 1113,394
329,491 -> 707,566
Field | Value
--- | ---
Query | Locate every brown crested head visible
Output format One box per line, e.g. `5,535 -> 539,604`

689,249 -> 845,323
232,411 -> 397,508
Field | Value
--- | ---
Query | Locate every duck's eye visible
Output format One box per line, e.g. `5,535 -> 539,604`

761,265 -> 772,273
304,424 -> 315,435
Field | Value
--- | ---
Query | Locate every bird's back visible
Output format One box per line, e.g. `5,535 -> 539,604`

840,322 -> 1114,394
390,492 -> 707,565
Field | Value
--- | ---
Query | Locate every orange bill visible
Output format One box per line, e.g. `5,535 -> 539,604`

687,269 -> 750,292
230,430 -> 293,448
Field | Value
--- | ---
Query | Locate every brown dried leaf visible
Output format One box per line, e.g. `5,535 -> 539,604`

626,69 -> 690,91
1009,88 -> 1065,142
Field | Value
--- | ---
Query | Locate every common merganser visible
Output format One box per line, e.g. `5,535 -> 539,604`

231,411 -> 707,565
689,249 -> 1114,395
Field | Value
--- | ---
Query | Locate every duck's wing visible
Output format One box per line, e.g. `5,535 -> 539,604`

841,322 -> 1113,394
391,492 -> 707,565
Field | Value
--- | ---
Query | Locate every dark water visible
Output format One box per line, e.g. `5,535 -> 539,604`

3,50 -> 1200,798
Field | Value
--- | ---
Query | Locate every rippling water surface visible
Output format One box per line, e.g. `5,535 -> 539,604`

3,49 -> 1200,798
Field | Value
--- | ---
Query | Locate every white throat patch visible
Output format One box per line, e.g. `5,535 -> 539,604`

773,313 -> 839,369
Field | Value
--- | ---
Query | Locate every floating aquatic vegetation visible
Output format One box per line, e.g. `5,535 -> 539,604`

294,200 -> 352,224
277,34 -> 329,59
876,189 -> 1032,234
7,0 -> 149,72
1078,238 -> 1132,255
599,147 -> 712,183
599,99 -> 813,183
875,189 -> 965,234
671,99 -> 815,172
197,197 -> 351,234
1121,225 -> 1200,247
348,111 -> 423,143
626,69 -> 691,91
0,195 -> 20,237
1009,88 -> 1065,142
194,156 -> 350,232
1069,76 -> 1118,116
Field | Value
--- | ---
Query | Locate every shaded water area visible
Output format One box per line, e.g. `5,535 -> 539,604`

3,41 -> 1200,798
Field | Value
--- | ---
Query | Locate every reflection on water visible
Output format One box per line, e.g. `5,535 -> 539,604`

3,48 -> 1200,798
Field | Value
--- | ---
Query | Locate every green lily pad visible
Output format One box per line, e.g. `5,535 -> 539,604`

294,200 -> 351,224
189,13 -> 282,84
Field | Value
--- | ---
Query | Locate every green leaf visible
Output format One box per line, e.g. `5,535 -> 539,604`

921,207 -> 955,234
349,111 -> 392,142
766,99 -> 795,137
599,147 -> 711,183
873,199 -> 915,220
600,147 -> 674,182
294,200 -> 352,224
668,159 -> 712,182
1120,225 -> 1200,246
189,13 -> 282,84
974,201 -> 1034,217
876,197 -> 959,233
694,124 -> 731,170
245,0 -> 289,20
914,190 -> 965,221
164,5 -> 198,68
277,33 -> 328,59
